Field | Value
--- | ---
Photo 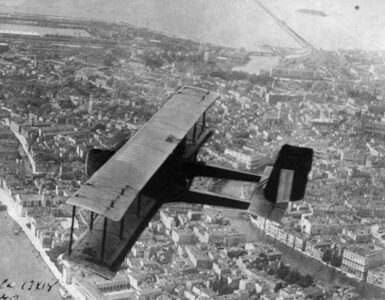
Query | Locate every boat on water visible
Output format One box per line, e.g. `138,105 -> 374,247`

58,287 -> 72,299
297,9 -> 328,17
12,222 -> 22,235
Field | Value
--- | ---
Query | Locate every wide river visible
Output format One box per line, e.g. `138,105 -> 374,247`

0,0 -> 384,51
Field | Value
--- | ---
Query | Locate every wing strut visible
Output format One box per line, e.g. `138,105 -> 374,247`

69,206 -> 76,256
101,217 -> 108,262
90,212 -> 94,230
119,215 -> 124,240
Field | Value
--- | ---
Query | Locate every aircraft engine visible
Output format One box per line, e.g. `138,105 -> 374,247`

85,149 -> 115,178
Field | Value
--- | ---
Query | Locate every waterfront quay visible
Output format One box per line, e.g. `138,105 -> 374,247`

0,198 -> 61,300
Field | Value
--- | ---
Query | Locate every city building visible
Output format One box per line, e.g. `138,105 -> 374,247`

300,216 -> 345,236
305,238 -> 331,260
185,245 -> 213,269
342,227 -> 371,243
160,209 -> 176,230
224,148 -> 265,170
171,229 -> 196,245
367,265 -> 385,289
341,244 -> 385,281
264,219 -> 280,239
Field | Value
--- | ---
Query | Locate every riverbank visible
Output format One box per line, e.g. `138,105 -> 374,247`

0,200 -> 61,300
0,187 -> 84,299
242,215 -> 385,299
232,55 -> 280,75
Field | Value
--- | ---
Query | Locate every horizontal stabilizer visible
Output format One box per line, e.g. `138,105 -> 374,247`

192,163 -> 261,182
179,187 -> 251,210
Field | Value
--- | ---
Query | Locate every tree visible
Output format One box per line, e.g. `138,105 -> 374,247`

255,263 -> 264,271
234,130 -> 250,139
212,142 -> 225,153
267,267 -> 275,275
212,279 -> 220,293
330,252 -> 343,267
103,54 -> 115,66
322,249 -> 332,263
277,263 -> 289,280
297,274 -> 314,288
59,98 -> 76,109
227,248 -> 247,259
284,270 -> 301,284
257,253 -> 268,265
91,123 -> 106,132
233,138 -> 247,148
274,282 -> 284,293
143,54 -> 163,68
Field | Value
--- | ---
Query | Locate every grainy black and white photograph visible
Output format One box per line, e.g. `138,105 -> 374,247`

0,0 -> 384,299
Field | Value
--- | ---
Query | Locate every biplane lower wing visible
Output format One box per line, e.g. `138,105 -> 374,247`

66,188 -> 252,279
65,195 -> 162,279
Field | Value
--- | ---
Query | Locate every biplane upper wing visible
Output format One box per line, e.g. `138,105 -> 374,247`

66,86 -> 219,221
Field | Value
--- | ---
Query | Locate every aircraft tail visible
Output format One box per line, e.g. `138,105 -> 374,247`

264,144 -> 313,203
248,144 -> 313,222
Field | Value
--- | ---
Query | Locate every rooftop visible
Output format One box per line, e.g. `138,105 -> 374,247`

347,243 -> 384,256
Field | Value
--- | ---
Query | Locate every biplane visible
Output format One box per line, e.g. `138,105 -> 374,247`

64,86 -> 313,279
